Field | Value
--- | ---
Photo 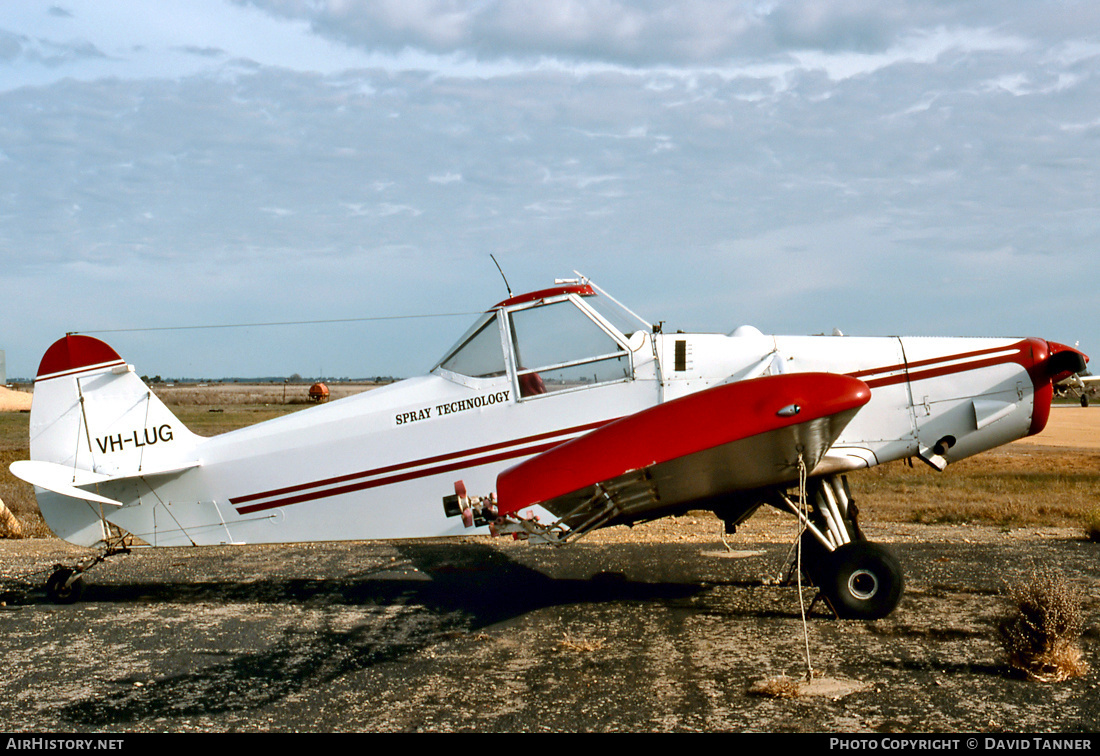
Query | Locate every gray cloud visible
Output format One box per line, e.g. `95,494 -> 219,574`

0,31 -> 110,68
236,0 -> 1090,66
0,31 -> 23,63
175,45 -> 228,59
237,0 -> 781,64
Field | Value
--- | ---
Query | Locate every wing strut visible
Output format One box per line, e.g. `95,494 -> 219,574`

446,471 -> 660,545
530,469 -> 659,544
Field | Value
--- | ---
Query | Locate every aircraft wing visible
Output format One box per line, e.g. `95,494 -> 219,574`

494,372 -> 871,535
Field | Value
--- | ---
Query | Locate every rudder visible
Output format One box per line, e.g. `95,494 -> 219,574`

24,335 -> 200,545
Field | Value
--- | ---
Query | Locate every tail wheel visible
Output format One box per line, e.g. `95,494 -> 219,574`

45,567 -> 84,604
820,541 -> 903,620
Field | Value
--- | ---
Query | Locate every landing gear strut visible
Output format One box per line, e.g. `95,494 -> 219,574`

42,531 -> 132,605
775,474 -> 904,620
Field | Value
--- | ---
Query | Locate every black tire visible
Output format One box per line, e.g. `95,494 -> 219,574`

1082,394 -> 1090,408
797,529 -> 832,585
820,541 -> 903,620
45,568 -> 84,604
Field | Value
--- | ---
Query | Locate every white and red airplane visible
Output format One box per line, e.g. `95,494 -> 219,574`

1056,371 -> 1100,406
10,277 -> 1087,617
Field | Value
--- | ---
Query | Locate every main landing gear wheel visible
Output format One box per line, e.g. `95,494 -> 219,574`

45,567 -> 84,604
819,541 -> 903,620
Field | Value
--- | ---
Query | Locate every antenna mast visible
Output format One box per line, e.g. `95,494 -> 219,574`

490,254 -> 513,298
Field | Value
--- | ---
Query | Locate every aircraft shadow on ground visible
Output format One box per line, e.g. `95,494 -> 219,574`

52,540 -> 718,617
57,541 -> 716,726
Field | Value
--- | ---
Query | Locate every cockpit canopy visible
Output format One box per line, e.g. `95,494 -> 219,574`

433,285 -> 644,398
437,313 -> 506,379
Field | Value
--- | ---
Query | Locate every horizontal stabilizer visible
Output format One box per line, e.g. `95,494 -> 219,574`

10,459 -> 201,507
495,373 -> 870,532
11,460 -> 122,506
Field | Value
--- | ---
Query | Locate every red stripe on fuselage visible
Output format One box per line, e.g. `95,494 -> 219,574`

230,419 -> 612,513
235,439 -> 566,515
861,353 -> 1022,389
847,342 -> 1021,380
850,342 -> 1028,389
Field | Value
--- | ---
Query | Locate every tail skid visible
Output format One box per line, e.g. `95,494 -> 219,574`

14,335 -> 202,546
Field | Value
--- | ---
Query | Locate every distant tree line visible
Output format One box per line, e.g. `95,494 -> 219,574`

140,375 -> 398,384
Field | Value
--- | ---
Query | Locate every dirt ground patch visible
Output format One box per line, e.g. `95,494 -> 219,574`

0,386 -> 31,412
0,521 -> 1096,733
1016,406 -> 1100,451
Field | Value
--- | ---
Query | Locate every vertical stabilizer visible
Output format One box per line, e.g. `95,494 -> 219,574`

24,335 -> 200,545
31,335 -> 199,475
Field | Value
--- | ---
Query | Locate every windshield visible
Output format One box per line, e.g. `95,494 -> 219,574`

509,300 -> 624,369
509,298 -> 631,397
581,293 -> 649,340
433,289 -> 637,392
434,312 -> 506,378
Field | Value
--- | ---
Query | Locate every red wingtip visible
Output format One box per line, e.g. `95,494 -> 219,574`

1020,339 -> 1090,437
36,335 -> 123,379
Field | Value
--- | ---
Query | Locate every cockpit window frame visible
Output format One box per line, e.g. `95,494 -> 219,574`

504,292 -> 634,401
432,290 -> 636,396
431,310 -> 511,389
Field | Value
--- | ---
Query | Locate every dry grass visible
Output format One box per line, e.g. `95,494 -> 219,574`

748,675 -> 802,698
855,450 -> 1100,528
151,382 -> 379,406
1086,507 -> 1100,543
557,634 -> 606,653
173,405 -> 310,436
0,414 -> 50,538
998,568 -> 1090,683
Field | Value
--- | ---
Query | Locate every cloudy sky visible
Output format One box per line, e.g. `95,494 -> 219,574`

1,1 -> 1098,379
